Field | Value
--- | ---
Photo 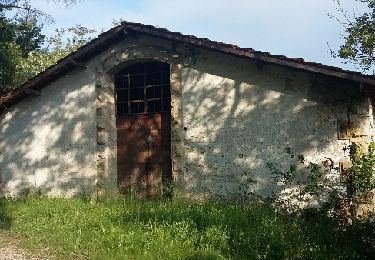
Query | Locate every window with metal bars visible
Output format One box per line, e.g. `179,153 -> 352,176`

115,62 -> 171,116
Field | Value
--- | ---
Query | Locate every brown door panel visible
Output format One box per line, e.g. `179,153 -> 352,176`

117,113 -> 171,196
116,62 -> 172,197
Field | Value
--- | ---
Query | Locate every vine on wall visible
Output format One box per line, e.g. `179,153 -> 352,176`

267,143 -> 375,223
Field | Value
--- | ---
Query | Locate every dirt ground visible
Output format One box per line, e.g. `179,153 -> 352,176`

0,231 -> 46,260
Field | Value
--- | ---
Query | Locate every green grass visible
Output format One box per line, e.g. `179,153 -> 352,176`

0,197 -> 374,259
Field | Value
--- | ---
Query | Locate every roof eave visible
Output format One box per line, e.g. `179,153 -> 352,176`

123,23 -> 375,86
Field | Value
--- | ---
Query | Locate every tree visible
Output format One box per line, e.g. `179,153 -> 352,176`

0,15 -> 20,91
14,25 -> 96,87
334,0 -> 375,72
0,4 -> 44,93
0,0 -> 83,95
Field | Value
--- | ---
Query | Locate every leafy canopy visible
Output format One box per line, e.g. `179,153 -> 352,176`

15,25 -> 96,86
336,0 -> 375,71
0,0 -> 92,95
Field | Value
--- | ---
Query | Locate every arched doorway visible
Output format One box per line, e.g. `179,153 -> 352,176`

115,61 -> 172,196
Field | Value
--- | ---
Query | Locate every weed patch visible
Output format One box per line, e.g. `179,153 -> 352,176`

0,197 -> 374,259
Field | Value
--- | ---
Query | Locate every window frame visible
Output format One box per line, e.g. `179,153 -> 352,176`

115,62 -> 171,116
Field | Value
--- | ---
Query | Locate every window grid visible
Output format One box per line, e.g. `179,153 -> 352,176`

115,62 -> 170,116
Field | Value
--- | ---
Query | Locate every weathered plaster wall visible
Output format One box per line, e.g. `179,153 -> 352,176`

96,34 -> 374,200
0,67 -> 97,197
0,33 -> 373,200
0,35 -> 187,197
181,48 -> 374,200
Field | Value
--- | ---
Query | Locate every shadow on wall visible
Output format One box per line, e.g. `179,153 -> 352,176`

180,51 -> 365,201
0,46 -> 369,203
0,68 -> 97,197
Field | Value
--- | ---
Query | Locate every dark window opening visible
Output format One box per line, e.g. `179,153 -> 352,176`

130,102 -> 145,114
115,62 -> 170,116
147,100 -> 162,113
162,84 -> 170,98
131,75 -> 144,87
130,88 -> 144,101
163,99 -> 171,111
146,72 -> 162,86
116,90 -> 128,102
146,86 -> 162,99
117,104 -> 128,115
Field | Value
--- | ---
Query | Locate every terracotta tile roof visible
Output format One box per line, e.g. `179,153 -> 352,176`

1,21 -> 375,113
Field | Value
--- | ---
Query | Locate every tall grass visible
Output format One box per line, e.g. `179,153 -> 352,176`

0,196 -> 374,259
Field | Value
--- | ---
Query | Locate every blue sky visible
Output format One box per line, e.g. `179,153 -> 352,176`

32,0 -> 369,73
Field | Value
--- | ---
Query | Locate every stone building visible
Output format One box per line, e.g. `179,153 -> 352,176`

1,22 -> 375,199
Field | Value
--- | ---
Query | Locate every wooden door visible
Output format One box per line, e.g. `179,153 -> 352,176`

115,62 -> 171,197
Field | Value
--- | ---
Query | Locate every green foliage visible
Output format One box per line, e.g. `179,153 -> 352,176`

267,147 -> 339,212
0,197 -> 374,259
268,143 -> 375,221
0,1 -> 45,93
348,142 -> 375,195
0,0 -> 84,95
0,15 -> 22,93
14,25 -> 96,87
334,0 -> 375,71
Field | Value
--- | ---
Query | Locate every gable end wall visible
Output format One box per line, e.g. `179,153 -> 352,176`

0,34 -> 374,202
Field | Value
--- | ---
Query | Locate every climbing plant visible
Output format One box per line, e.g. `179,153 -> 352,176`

343,142 -> 375,220
267,143 -> 375,222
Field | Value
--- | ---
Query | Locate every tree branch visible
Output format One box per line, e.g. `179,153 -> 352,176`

0,3 -> 31,11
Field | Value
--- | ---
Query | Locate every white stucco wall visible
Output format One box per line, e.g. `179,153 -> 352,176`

0,66 -> 97,197
181,49 -> 374,199
0,33 -> 373,200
